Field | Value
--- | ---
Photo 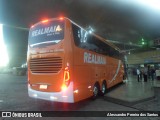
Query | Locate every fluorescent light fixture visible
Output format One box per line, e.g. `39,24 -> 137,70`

137,0 -> 160,11
0,24 -> 9,67
89,30 -> 92,34
124,0 -> 160,11
117,0 -> 160,12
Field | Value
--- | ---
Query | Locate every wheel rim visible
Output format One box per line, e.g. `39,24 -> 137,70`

102,84 -> 106,94
93,86 -> 98,97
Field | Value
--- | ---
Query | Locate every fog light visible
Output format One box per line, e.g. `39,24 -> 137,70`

61,84 -> 67,91
62,96 -> 68,98
33,94 -> 37,97
50,96 -> 58,100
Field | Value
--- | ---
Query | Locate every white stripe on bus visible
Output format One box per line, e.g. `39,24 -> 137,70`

109,60 -> 121,84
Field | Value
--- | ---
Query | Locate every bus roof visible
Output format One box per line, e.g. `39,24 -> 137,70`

31,17 -> 121,52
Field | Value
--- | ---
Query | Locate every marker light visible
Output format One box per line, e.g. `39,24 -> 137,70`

74,90 -> 79,94
63,66 -> 70,86
42,19 -> 49,23
31,25 -> 34,28
59,17 -> 64,20
61,66 -> 70,91
64,67 -> 70,81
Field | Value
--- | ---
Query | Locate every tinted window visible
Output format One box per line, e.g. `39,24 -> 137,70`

29,20 -> 64,47
72,23 -> 120,59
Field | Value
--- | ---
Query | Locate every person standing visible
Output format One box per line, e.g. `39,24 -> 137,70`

150,67 -> 155,81
155,68 -> 160,80
140,67 -> 143,81
143,66 -> 148,82
137,68 -> 140,82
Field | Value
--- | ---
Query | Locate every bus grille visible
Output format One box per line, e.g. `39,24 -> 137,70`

30,57 -> 62,73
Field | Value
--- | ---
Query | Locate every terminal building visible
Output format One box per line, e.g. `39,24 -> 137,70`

0,0 -> 160,118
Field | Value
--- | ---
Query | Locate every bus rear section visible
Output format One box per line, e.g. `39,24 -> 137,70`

27,18 -> 74,103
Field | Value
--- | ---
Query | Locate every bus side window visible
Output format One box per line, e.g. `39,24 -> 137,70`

80,29 -> 88,43
109,47 -> 120,59
72,23 -> 120,59
72,24 -> 81,47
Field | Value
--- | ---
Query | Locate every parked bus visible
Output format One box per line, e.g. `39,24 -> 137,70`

27,17 -> 124,103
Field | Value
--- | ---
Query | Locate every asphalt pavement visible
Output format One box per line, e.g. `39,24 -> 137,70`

0,73 -> 159,120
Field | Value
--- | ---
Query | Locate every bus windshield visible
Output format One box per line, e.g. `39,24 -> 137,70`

28,20 -> 64,47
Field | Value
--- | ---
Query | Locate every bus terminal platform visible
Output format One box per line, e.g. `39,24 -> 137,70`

104,75 -> 160,107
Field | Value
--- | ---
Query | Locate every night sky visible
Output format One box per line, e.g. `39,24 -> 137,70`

0,0 -> 160,67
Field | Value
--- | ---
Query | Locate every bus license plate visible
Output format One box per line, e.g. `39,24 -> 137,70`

39,85 -> 47,89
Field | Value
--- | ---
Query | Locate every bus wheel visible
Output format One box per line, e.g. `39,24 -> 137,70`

101,81 -> 107,96
92,84 -> 99,100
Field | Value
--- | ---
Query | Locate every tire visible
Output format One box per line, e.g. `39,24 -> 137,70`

101,81 -> 107,96
92,84 -> 99,100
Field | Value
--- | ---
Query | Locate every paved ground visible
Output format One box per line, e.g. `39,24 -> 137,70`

106,77 -> 154,102
0,74 -> 160,120
105,75 -> 160,107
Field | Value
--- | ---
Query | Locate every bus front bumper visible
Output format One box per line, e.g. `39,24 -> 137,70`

28,82 -> 74,103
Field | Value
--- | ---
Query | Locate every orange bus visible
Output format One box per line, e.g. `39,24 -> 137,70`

27,17 -> 124,103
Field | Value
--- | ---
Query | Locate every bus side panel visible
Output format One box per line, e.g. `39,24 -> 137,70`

73,66 -> 92,102
72,48 -> 93,102
63,19 -> 75,98
113,61 -> 124,85
72,47 -> 123,102
106,58 -> 123,89
105,58 -> 116,88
